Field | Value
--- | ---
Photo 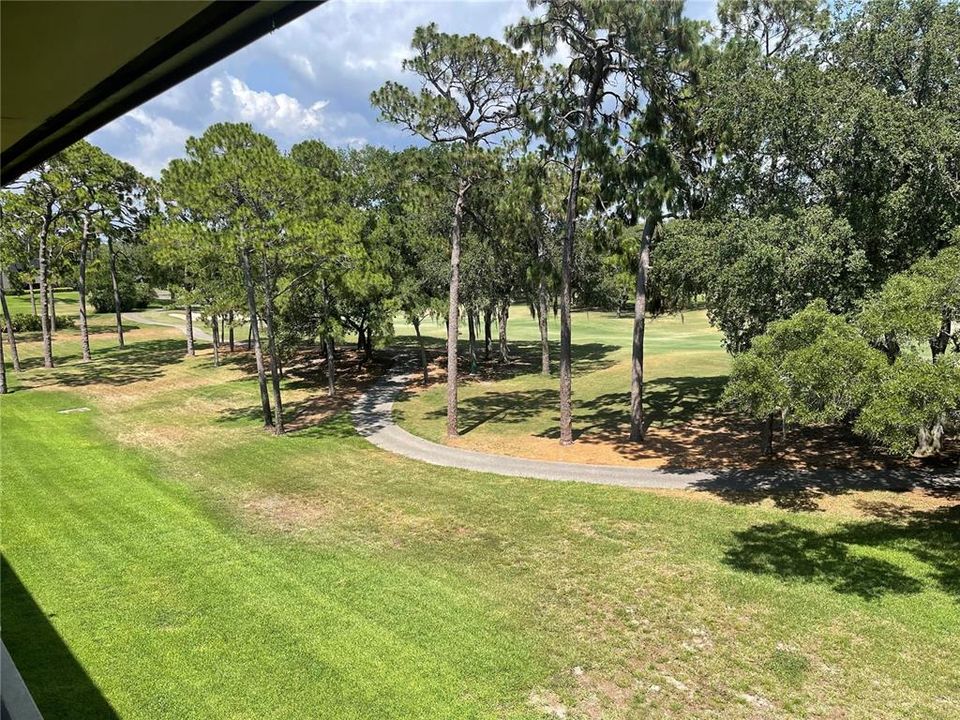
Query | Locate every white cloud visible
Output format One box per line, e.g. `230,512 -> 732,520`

342,44 -> 412,73
210,75 -> 330,136
88,0 -> 720,175
287,53 -> 316,81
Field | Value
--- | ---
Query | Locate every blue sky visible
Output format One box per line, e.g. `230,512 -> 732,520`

90,0 -> 719,177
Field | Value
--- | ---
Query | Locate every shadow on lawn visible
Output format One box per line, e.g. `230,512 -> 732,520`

577,375 -> 727,433
216,347 -> 391,434
723,504 -> 960,600
1,557 -> 119,719
19,339 -> 188,387
533,375 -> 727,443
15,321 -> 142,341
395,337 -> 620,435
420,388 -> 559,435
689,462 -> 959,512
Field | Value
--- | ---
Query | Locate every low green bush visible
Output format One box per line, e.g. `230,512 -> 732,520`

88,258 -> 153,313
2,313 -> 74,333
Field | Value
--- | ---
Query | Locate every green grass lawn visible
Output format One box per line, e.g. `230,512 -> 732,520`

393,306 -> 737,465
4,289 -> 82,317
2,324 -> 958,719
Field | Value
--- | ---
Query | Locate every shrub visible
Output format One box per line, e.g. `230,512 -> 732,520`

724,300 -> 883,427
2,313 -> 74,332
87,259 -> 153,313
854,356 -> 960,457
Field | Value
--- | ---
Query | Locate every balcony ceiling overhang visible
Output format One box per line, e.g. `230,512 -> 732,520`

2,0 -> 323,184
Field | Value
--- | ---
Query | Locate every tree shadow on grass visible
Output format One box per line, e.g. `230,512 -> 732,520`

533,375 -> 728,448
1,556 -> 119,719
13,323 -> 142,357
689,461 -> 959,512
215,347 -> 392,434
394,339 -> 620,436
19,339 -> 188,387
289,412 -> 360,440
723,504 -> 960,600
421,388 -> 559,435
573,375 -> 727,435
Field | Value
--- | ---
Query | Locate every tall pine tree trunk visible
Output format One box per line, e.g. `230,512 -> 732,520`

446,178 -> 468,438
537,280 -> 550,376
468,308 -> 478,373
761,413 -> 775,456
48,283 -> 56,333
184,304 -> 195,356
107,235 -> 124,348
483,307 -> 492,360
78,215 -> 91,361
0,286 -> 21,372
38,216 -> 53,368
262,259 -> 285,434
211,313 -> 220,367
557,153 -> 582,445
629,216 -> 657,442
325,336 -> 336,397
497,300 -> 510,363
229,310 -> 235,351
413,317 -> 428,385
241,248 -> 272,428
556,66 -> 603,445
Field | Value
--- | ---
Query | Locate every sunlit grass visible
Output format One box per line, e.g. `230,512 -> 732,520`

2,322 -> 958,719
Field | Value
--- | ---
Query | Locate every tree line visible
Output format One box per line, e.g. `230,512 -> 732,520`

2,0 -> 958,458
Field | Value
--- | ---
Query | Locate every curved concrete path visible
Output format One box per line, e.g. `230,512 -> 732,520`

124,311 -> 214,341
352,360 -> 959,492
114,307 -> 956,493
352,361 -> 711,489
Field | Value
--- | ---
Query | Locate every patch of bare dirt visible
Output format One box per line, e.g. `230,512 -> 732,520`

274,346 -> 392,431
241,492 -> 335,533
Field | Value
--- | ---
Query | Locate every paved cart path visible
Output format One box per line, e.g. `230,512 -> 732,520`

351,360 -> 959,492
125,311 -> 214,341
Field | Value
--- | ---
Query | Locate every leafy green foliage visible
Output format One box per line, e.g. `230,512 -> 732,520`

704,0 -> 960,276
372,23 -> 535,147
86,248 -> 152,313
858,244 -> 960,358
725,300 -> 883,427
2,313 -> 74,333
658,208 -> 869,351
1,0 -> 955,455
855,355 -> 960,456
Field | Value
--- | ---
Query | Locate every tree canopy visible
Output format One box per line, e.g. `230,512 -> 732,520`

2,0 -> 957,458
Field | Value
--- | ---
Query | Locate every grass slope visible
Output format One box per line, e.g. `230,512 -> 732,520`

1,325 -> 958,719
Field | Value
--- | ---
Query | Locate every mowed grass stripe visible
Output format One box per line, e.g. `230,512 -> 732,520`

1,391 -> 544,719
2,326 -> 958,719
